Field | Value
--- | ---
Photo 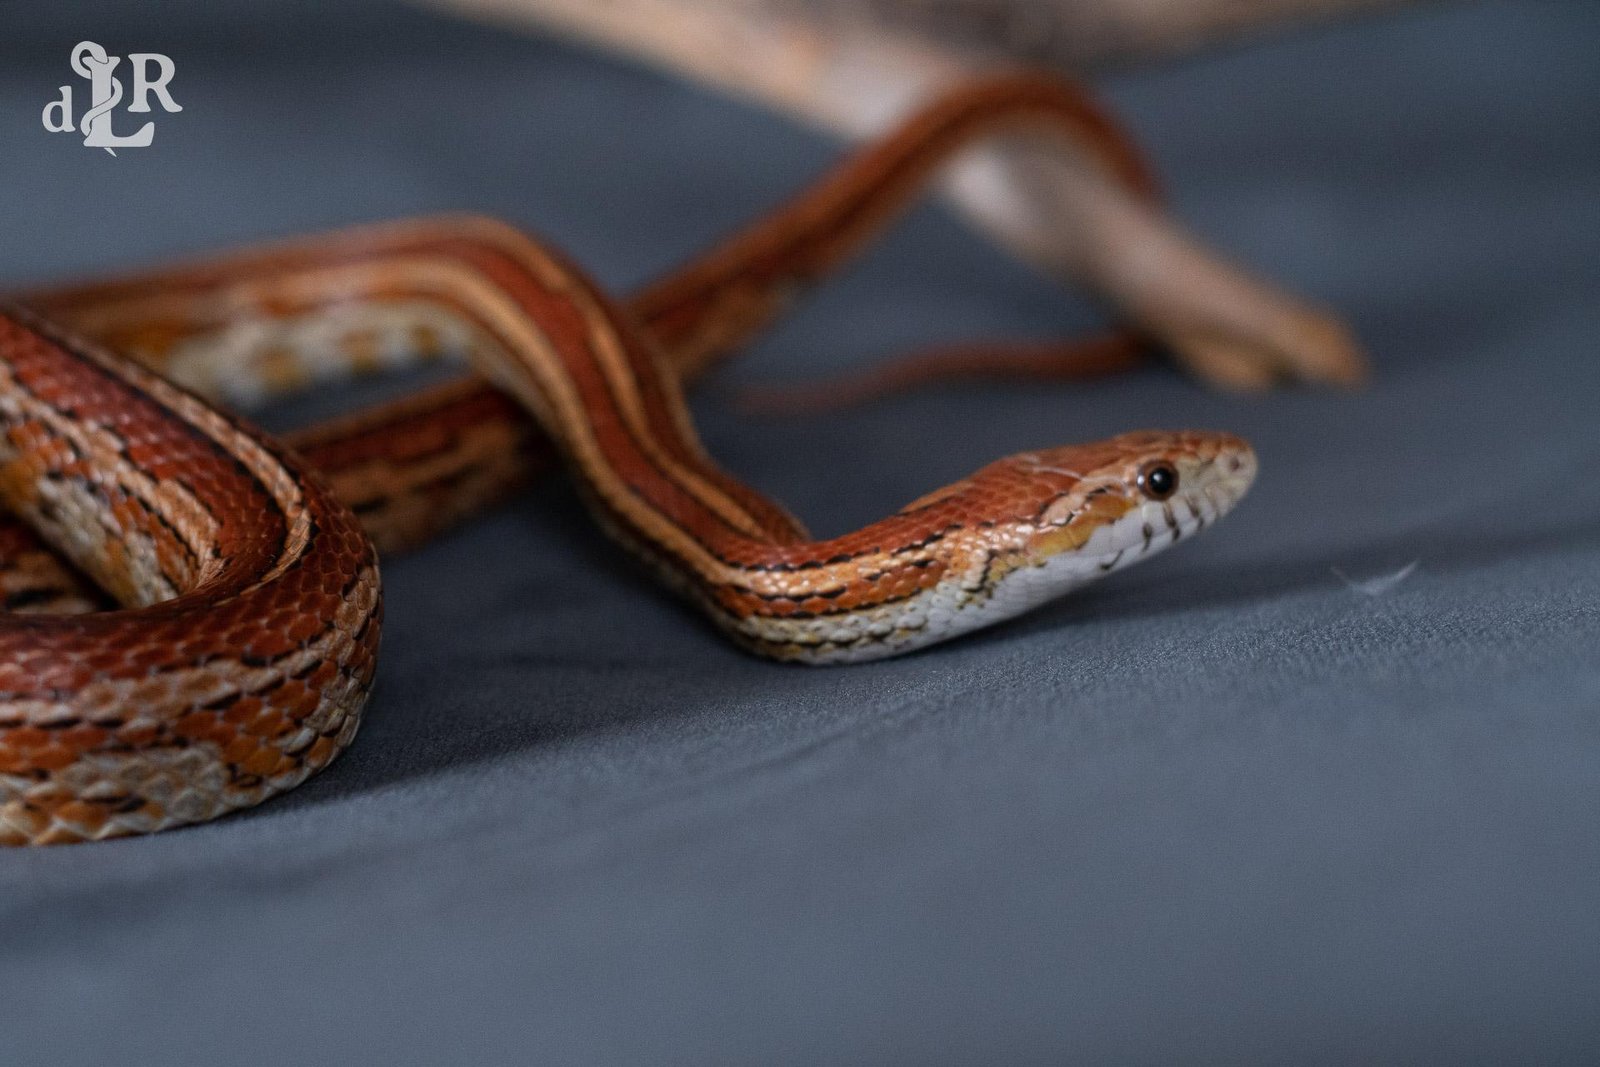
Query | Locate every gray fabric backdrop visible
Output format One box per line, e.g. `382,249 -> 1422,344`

2,1 -> 1597,1062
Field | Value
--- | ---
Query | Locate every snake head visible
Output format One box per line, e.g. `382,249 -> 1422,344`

722,429 -> 1255,663
1016,429 -> 1257,574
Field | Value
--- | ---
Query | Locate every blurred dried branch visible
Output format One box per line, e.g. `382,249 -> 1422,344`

412,0 -> 1394,388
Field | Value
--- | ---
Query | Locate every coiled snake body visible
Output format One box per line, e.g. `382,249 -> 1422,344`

0,75 -> 1255,845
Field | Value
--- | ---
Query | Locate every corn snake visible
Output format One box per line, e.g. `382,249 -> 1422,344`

0,73 -> 1255,845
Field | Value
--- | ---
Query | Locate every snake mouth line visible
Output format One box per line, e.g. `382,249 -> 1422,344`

1070,455 -> 1257,580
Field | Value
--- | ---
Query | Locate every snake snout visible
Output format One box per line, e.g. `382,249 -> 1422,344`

1163,432 -> 1257,534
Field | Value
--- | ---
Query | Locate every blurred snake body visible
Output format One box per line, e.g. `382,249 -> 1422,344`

0,75 -> 1255,845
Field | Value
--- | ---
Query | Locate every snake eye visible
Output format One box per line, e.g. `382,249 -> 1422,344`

1138,462 -> 1178,501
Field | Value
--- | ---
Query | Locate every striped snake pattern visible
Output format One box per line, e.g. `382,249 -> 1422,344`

0,74 -> 1255,844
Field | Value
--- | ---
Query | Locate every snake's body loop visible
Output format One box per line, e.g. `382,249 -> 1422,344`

0,74 -> 1254,845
